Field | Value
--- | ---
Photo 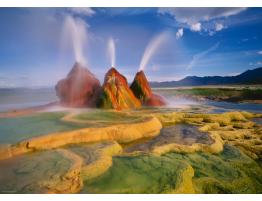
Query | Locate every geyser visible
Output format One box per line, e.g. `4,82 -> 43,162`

57,15 -> 102,107
55,62 -> 101,107
62,15 -> 88,64
139,31 -> 169,71
130,70 -> 166,106
97,68 -> 141,110
107,37 -> 116,67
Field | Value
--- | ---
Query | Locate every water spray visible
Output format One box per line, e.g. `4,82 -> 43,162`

62,15 -> 88,65
108,37 -> 116,67
139,31 -> 170,72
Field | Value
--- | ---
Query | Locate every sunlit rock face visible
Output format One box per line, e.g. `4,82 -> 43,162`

55,62 -> 102,107
97,67 -> 141,110
130,70 -> 166,106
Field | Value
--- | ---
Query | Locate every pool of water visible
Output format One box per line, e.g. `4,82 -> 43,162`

206,101 -> 262,113
124,124 -> 213,153
0,88 -> 57,112
252,118 -> 262,125
0,112 -> 86,144
75,110 -> 144,125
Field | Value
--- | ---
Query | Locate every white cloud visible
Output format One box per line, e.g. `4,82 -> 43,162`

190,22 -> 201,32
257,61 -> 262,65
215,23 -> 224,31
187,42 -> 220,70
158,8 -> 246,34
257,51 -> 262,55
176,28 -> 184,39
158,8 -> 246,24
67,7 -> 95,17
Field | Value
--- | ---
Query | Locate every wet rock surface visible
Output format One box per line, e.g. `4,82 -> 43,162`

130,71 -> 166,106
0,150 -> 71,193
124,124 -> 214,153
97,68 -> 141,110
0,109 -> 262,193
55,62 -> 102,107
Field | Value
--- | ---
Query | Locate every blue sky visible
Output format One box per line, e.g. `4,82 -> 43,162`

0,7 -> 262,87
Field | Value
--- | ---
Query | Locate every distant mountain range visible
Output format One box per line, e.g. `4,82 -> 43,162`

150,67 -> 262,87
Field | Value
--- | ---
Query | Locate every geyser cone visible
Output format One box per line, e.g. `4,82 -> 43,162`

97,67 -> 141,110
55,62 -> 102,107
130,70 -> 166,106
130,70 -> 152,102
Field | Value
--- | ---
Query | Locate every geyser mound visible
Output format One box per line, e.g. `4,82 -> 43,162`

55,62 -> 102,107
97,67 -> 141,110
130,70 -> 166,106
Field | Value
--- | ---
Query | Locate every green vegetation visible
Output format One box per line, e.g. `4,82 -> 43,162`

154,87 -> 262,102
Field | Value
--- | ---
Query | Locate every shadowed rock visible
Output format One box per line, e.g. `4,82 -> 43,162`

55,62 -> 102,107
97,67 -> 141,110
130,70 -> 166,106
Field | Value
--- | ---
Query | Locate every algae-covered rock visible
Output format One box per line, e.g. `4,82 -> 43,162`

67,141 -> 122,181
175,145 -> 262,193
97,68 -> 141,110
82,155 -> 195,193
130,71 -> 152,102
0,150 -> 72,193
130,71 -> 166,106
83,144 -> 262,193
42,149 -> 84,194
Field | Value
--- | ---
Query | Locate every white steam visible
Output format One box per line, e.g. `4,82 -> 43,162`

139,31 -> 169,71
62,15 -> 88,65
107,37 -> 116,67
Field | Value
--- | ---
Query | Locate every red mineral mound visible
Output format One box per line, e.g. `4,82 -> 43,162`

130,70 -> 166,106
97,67 -> 141,110
144,94 -> 166,106
55,62 -> 102,107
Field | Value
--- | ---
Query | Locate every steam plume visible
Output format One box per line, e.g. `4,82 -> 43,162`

108,37 -> 116,67
62,15 -> 88,65
139,31 -> 169,71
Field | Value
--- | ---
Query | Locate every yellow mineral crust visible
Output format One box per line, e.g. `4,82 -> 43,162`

156,111 -> 258,126
152,111 -> 261,157
0,116 -> 161,160
40,141 -> 123,194
80,141 -> 122,180
171,163 -> 195,193
42,148 -> 84,194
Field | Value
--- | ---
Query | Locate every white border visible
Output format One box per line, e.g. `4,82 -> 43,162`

0,0 -> 261,7
0,0 -> 262,200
